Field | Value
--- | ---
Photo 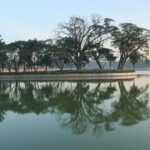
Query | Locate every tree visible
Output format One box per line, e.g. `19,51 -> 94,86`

19,39 -> 44,72
129,52 -> 142,70
53,53 -> 70,71
39,51 -> 54,72
0,52 -> 7,72
6,40 -> 45,72
111,23 -> 150,70
0,35 -> 5,50
0,35 -> 7,72
6,41 -> 26,72
106,53 -> 117,69
38,39 -> 55,72
57,15 -> 115,70
51,40 -> 71,71
90,48 -> 114,69
112,81 -> 150,126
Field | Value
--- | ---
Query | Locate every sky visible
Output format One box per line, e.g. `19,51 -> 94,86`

0,0 -> 150,43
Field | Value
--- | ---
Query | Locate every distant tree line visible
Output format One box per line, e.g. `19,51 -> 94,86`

0,14 -> 150,72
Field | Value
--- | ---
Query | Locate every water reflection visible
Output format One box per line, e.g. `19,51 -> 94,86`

0,79 -> 149,135
112,82 -> 149,126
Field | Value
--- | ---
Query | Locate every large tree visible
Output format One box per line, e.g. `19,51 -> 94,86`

57,15 -> 115,70
111,23 -> 150,70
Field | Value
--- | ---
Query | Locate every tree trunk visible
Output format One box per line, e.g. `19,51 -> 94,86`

14,63 -> 18,72
34,65 -> 38,72
118,81 -> 128,108
45,64 -> 48,72
23,63 -> 26,72
109,61 -> 112,69
118,56 -> 127,70
118,57 -> 123,70
133,63 -> 135,70
96,60 -> 103,70
8,68 -> 11,72
75,61 -> 83,70
76,65 -> 81,70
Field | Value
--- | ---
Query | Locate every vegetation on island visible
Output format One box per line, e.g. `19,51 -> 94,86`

0,14 -> 150,73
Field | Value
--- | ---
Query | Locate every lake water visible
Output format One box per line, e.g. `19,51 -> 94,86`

0,74 -> 150,150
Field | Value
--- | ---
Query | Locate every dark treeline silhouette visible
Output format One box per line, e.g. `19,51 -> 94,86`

0,80 -> 149,135
0,15 -> 150,72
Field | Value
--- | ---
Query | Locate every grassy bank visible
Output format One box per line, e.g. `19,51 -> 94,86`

0,69 -> 135,75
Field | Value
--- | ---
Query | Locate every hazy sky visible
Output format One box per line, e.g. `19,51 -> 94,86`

1,0 -> 150,43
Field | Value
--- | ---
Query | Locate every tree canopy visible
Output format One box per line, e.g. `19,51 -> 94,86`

0,15 -> 150,72
57,15 -> 115,70
111,23 -> 150,70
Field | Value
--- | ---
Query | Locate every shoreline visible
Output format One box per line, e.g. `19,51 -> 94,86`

0,72 -> 137,81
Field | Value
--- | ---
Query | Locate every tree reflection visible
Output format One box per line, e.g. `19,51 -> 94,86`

47,81 -> 117,134
111,81 -> 150,126
0,79 -> 149,135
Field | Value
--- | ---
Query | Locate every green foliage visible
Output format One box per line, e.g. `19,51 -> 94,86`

0,15 -> 150,72
0,35 -> 5,51
57,15 -> 115,70
111,23 -> 150,70
129,52 -> 142,69
90,48 -> 116,69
